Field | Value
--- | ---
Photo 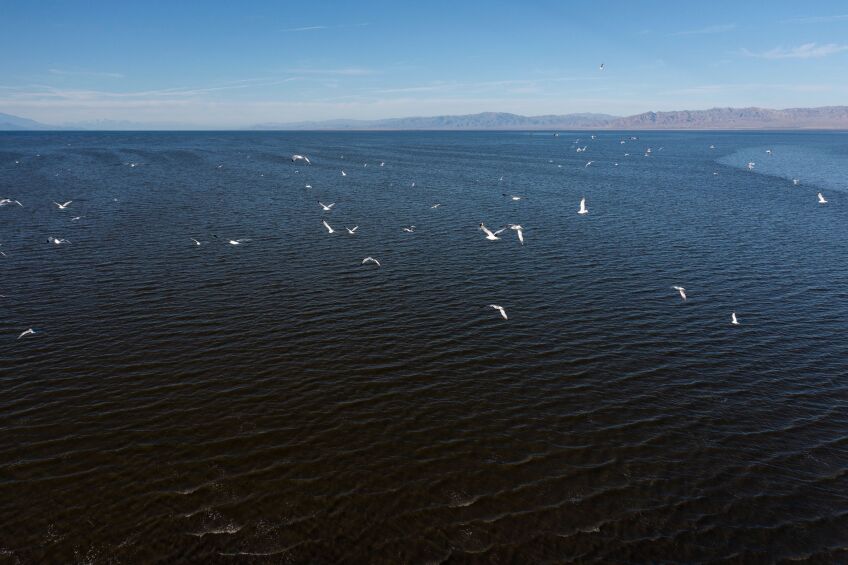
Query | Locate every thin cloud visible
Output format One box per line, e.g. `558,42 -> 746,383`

49,68 -> 124,78
672,23 -> 736,36
282,22 -> 369,32
743,43 -> 848,59
284,67 -> 377,76
783,14 -> 848,24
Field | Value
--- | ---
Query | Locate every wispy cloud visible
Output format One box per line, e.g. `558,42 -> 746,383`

282,22 -> 369,32
783,14 -> 848,24
49,68 -> 124,78
672,23 -> 736,36
283,67 -> 377,76
742,43 -> 848,59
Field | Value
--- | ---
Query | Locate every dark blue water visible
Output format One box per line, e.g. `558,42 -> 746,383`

1,131 -> 847,562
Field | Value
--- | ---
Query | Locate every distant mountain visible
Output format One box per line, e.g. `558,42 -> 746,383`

252,112 -> 618,131
0,112 -> 60,131
604,106 -> 848,130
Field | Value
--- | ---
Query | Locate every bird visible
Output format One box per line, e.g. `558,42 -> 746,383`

17,328 -> 36,340
747,162 -> 755,170
599,63 -> 605,71
792,179 -> 800,186
709,144 -> 715,149
431,203 -> 442,209
0,199 -> 22,207
47,237 -> 70,245
305,184 -> 312,189
228,239 -> 250,245
341,170 -> 347,177
509,224 -> 524,245
672,286 -> 687,301
70,216 -> 82,221
585,161 -> 594,167
479,223 -> 507,241
380,162 -> 385,167
322,220 -> 334,234
578,197 -> 588,215
818,192 -> 828,204
361,257 -> 381,267
766,149 -> 772,155
488,304 -> 508,320
345,226 -> 358,235
402,226 -> 415,233
504,194 -> 522,201
53,201 -> 72,210
190,237 -> 202,246
318,201 -> 335,211
731,312 -> 739,325
291,154 -> 311,165
411,182 -> 415,188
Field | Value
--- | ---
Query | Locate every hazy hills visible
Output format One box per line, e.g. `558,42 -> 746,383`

3,106 -> 848,131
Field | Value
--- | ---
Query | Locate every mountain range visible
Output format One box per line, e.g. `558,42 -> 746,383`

3,106 -> 848,131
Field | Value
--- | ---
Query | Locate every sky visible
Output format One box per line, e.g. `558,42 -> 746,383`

2,0 -> 848,127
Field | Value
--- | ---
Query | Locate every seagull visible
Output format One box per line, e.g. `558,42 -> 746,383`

479,223 -> 507,241
672,286 -> 687,301
599,63 -> 605,71
818,192 -> 828,204
47,237 -> 70,245
488,304 -> 508,320
53,201 -> 72,210
402,226 -> 415,233
380,162 -> 385,167
291,154 -> 311,165
341,170 -> 347,177
504,194 -> 523,201
345,226 -> 358,235
578,197 -> 588,215
0,199 -> 22,207
322,220 -> 334,234
508,224 -> 524,245
792,179 -> 800,186
228,239 -> 251,245
747,162 -> 755,170
431,203 -> 442,209
709,144 -> 715,149
731,312 -> 739,325
318,201 -> 335,211
190,237 -> 202,246
305,184 -> 312,189
71,216 -> 82,221
17,328 -> 36,340
766,149 -> 772,155
361,257 -> 381,267
585,161 -> 594,167
411,182 -> 415,188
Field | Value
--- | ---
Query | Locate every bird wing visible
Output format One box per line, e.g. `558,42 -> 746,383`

516,229 -> 524,244
480,224 -> 495,238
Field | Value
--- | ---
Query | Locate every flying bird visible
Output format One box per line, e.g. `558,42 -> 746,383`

361,257 -> 381,267
190,237 -> 202,246
578,197 -> 588,215
402,226 -> 415,233
818,192 -> 828,204
731,312 -> 739,325
322,220 -> 334,234
228,239 -> 251,245
291,154 -> 311,165
47,237 -> 70,245
431,203 -> 442,209
488,304 -> 508,320
341,170 -> 347,177
0,199 -> 22,207
585,161 -> 594,167
17,328 -> 36,340
504,194 -> 523,201
672,286 -> 687,301
479,223 -> 507,241
792,179 -> 800,186
345,226 -> 358,235
70,216 -> 82,221
509,224 -> 524,245
747,162 -> 755,170
318,201 -> 335,211
53,201 -> 72,210
599,63 -> 605,71
380,162 -> 385,167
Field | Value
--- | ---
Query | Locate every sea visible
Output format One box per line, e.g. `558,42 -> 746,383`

1,130 -> 847,563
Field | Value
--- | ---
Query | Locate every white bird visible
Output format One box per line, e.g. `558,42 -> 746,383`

731,312 -> 739,325
53,200 -> 72,210
318,201 -> 335,211
71,216 -> 82,221
47,237 -> 70,245
818,192 -> 828,204
488,304 -> 508,320
431,203 -> 442,209
578,197 -> 588,215
305,184 -> 312,189
341,170 -> 347,177
345,226 -> 358,235
504,194 -> 522,201
380,162 -> 385,166
672,286 -> 687,301
322,220 -> 334,234
402,225 -> 415,233
228,239 -> 251,245
709,144 -> 715,149
411,182 -> 415,188
747,162 -> 755,170
792,179 -> 800,186
190,237 -> 202,246
766,149 -> 772,155
599,63 -> 605,71
585,161 -> 594,167
509,224 -> 524,245
17,328 -> 36,340
0,199 -> 22,207
479,223 -> 507,241
291,154 -> 311,165
361,257 -> 381,267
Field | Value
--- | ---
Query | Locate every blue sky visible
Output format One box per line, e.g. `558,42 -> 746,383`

2,0 -> 848,127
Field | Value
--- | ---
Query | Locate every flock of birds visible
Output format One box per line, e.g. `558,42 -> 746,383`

2,139 -> 834,340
